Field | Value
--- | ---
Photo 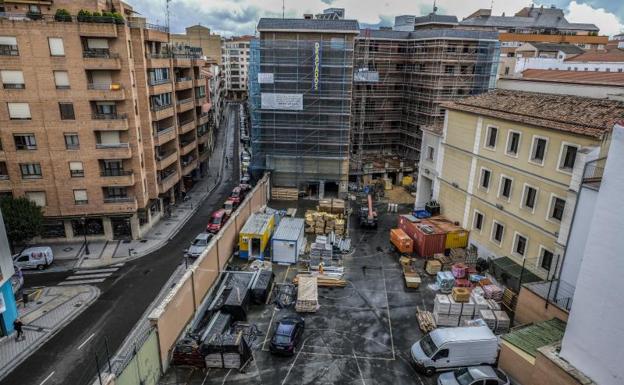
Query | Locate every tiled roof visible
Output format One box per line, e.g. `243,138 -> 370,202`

360,28 -> 498,41
527,43 -> 585,55
412,13 -> 458,26
460,7 -> 598,31
257,18 -> 359,33
442,89 -> 624,138
519,69 -> 624,86
565,47 -> 624,63
502,318 -> 566,357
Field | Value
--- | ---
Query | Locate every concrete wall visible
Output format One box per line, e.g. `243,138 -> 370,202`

560,125 -> 624,385
115,329 -> 160,385
498,342 -> 535,385
514,286 -> 569,325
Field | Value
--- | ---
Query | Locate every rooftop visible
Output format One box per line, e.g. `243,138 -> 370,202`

501,318 -> 566,357
257,18 -> 359,33
358,28 -> 498,41
520,42 -> 585,55
443,89 -> 624,138
517,69 -> 624,87
394,13 -> 458,28
565,45 -> 624,63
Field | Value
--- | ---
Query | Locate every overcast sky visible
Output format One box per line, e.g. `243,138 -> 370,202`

128,0 -> 624,37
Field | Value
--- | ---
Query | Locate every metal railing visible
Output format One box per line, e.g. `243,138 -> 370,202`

176,98 -> 193,105
0,46 -> 19,56
93,113 -> 127,120
149,78 -> 170,86
151,103 -> 172,112
583,157 -> 606,185
101,169 -> 132,177
83,50 -> 119,59
148,53 -> 171,59
96,143 -> 129,149
128,22 -> 168,32
3,83 -> 25,89
103,196 -> 134,203
88,83 -> 122,90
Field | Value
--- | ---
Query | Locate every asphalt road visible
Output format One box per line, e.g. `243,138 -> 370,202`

1,103 -> 240,385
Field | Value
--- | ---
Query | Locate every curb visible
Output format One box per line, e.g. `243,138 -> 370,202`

0,285 -> 100,382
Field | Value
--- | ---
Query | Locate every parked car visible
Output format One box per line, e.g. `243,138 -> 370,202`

229,186 -> 245,205
269,316 -> 305,356
240,173 -> 251,184
438,366 -> 510,385
13,246 -> 54,270
184,232 -> 213,258
241,153 -> 251,163
411,326 -> 498,376
206,209 -> 229,233
239,183 -> 251,192
223,199 -> 236,216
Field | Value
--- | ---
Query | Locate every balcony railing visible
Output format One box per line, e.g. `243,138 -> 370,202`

158,170 -> 177,182
128,22 -> 169,32
175,77 -> 192,82
88,83 -> 122,90
583,157 -> 606,189
149,53 -> 172,59
83,50 -> 119,59
101,169 -> 132,177
96,143 -> 129,149
155,149 -> 176,161
178,118 -> 194,126
154,126 -> 174,136
176,98 -> 193,105
103,196 -> 134,203
149,78 -> 170,86
93,113 -> 127,120
151,103 -> 172,112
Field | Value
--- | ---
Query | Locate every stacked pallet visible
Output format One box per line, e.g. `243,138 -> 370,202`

436,271 -> 455,293
295,276 -> 319,313
304,211 -> 346,235
451,287 -> 470,302
433,294 -> 476,327
203,332 -> 252,370
425,260 -> 442,275
483,284 -> 504,301
478,309 -> 510,334
293,274 -> 346,288
318,198 -> 346,215
310,242 -> 332,260
271,187 -> 298,201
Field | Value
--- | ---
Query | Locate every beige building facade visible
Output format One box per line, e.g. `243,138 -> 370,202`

0,0 -> 213,241
171,25 -> 222,65
221,36 -> 252,100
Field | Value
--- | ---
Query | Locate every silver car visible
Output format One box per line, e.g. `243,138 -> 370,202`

184,232 -> 213,258
437,366 -> 510,385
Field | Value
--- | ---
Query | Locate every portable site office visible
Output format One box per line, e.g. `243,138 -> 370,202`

271,217 -> 306,264
239,213 -> 275,260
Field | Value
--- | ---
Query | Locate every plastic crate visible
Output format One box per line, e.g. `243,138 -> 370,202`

413,209 -> 431,219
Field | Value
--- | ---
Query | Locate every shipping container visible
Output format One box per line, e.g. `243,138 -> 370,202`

390,228 -> 413,254
429,216 -> 470,249
399,215 -> 446,257
398,214 -> 420,241
272,217 -> 306,264
239,213 -> 275,260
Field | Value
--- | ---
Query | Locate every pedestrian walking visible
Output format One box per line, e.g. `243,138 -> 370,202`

225,157 -> 229,167
13,318 -> 24,341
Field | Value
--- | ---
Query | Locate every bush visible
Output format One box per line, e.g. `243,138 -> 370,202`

54,8 -> 72,22
77,9 -> 92,22
112,12 -> 125,24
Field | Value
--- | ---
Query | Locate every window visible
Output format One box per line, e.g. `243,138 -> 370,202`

148,68 -> 169,85
59,103 -> 75,120
559,144 -> 578,171
432,349 -> 449,360
530,136 -> 548,164
69,161 -> 84,177
53,71 -> 70,89
7,102 -> 31,119
95,102 -> 117,116
0,36 -> 18,56
64,133 -> 79,149
426,146 -> 435,161
549,196 -> 566,221
473,211 -> 484,231
150,92 -> 172,110
492,221 -> 505,244
513,233 -> 528,257
480,168 -> 491,190
506,131 -> 520,156
105,187 -> 128,198
73,189 -> 88,205
13,134 -> 36,150
25,191 -> 46,207
485,126 -> 498,149
1,70 -> 24,89
540,248 -> 554,271
522,185 -> 538,210
0,161 -> 8,178
48,37 -> 65,56
499,176 -> 513,200
20,163 -> 41,178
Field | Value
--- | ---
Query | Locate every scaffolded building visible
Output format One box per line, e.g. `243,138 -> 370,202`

250,19 -> 359,196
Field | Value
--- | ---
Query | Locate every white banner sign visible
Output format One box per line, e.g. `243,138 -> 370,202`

258,73 -> 274,84
261,93 -> 303,111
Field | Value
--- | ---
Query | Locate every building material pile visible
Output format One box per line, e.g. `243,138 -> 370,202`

318,198 -> 346,215
436,271 -> 455,293
271,187 -> 298,201
403,263 -> 421,288
477,309 -> 510,334
483,284 -> 504,301
425,259 -> 442,275
293,273 -> 346,288
417,307 -> 436,333
451,287 -> 470,302
203,331 -> 253,369
250,270 -> 274,304
305,210 -> 346,235
433,294 -> 475,327
295,275 -> 319,312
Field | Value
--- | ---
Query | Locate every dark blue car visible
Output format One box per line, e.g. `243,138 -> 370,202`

269,316 -> 305,356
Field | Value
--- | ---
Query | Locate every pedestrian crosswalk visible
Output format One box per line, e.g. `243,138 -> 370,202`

58,265 -> 123,286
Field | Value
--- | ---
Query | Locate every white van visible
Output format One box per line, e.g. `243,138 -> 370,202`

411,326 -> 499,376
13,246 -> 54,270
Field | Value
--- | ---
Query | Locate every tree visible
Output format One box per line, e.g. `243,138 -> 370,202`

0,197 -> 43,252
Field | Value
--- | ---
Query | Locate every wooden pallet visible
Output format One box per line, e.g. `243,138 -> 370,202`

417,307 -> 436,333
271,187 -> 298,201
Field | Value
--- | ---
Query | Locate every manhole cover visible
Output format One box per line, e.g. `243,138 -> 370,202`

63,247 -> 74,252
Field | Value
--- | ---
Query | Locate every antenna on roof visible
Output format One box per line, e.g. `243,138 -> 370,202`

490,0 -> 494,11
282,0 -> 285,19
433,0 -> 437,14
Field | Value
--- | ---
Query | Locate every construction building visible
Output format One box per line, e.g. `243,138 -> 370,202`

221,35 -> 252,100
249,18 -> 359,197
0,0 -> 213,241
171,25 -> 222,65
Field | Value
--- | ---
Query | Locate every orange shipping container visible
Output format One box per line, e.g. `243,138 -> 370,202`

390,228 -> 413,254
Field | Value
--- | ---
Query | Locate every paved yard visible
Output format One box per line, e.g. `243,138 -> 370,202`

161,201 -> 439,385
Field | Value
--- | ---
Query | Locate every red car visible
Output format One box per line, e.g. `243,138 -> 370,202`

207,209 -> 229,233
229,186 -> 245,205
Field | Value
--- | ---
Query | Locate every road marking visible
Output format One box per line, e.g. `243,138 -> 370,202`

281,335 -> 308,385
58,278 -> 107,286
262,265 -> 290,351
39,371 -> 54,385
381,265 -> 396,360
111,263 -> 125,267
353,350 -> 366,385
77,333 -> 95,350
74,268 -> 119,274
66,273 -> 113,280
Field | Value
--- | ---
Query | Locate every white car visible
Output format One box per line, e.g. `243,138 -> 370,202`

437,366 -> 510,385
184,233 -> 213,258
13,246 -> 54,270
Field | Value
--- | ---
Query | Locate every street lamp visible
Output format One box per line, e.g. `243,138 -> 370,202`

82,216 -> 90,255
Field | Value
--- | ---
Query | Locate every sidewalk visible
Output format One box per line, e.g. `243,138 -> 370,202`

0,285 -> 100,380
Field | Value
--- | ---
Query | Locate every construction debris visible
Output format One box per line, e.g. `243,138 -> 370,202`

293,274 -> 347,288
417,307 -> 436,333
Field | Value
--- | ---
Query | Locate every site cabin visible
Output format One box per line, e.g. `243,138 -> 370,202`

239,213 -> 275,260
390,228 -> 413,254
272,217 -> 306,264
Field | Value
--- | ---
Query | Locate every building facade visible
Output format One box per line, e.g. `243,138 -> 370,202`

428,90 -> 621,279
0,209 -> 18,337
221,36 -> 252,100
171,25 -> 222,65
0,0 -> 212,241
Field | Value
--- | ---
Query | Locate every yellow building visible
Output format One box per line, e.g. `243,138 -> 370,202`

171,25 -> 222,65
435,90 -> 622,279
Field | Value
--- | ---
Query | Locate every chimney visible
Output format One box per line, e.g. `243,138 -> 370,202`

303,14 -> 313,20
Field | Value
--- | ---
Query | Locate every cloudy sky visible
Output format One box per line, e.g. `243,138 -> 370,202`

128,0 -> 624,37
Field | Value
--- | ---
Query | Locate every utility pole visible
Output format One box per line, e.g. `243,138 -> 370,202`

282,0 -> 285,19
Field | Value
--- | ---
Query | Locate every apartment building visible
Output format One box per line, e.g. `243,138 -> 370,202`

171,25 -> 222,65
0,0 -> 212,241
221,36 -> 252,100
250,18 -> 358,196
428,90 -> 622,279
0,209 -> 18,337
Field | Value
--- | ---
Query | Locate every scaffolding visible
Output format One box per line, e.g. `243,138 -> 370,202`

350,29 -> 500,170
249,36 -> 355,192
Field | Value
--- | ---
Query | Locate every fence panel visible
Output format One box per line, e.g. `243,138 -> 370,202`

115,330 -> 160,385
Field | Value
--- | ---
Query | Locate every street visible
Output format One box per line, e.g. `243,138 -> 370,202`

0,103 -> 240,385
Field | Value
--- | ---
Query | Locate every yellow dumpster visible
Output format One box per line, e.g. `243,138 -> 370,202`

429,216 -> 469,249
239,213 -> 275,260
401,176 -> 414,186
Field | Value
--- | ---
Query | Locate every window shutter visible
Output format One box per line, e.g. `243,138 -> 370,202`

87,39 -> 109,49
74,190 -> 88,201
8,103 -> 31,119
54,71 -> 70,87
26,191 -> 46,207
91,71 -> 112,85
0,36 -> 17,45
1,70 -> 24,84
48,38 -> 65,56
69,161 -> 83,171
99,131 -> 119,144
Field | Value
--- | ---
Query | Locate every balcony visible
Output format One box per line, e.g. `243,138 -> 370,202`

145,26 -> 169,43
87,83 -> 125,100
180,139 -> 197,155
173,56 -> 192,67
100,169 -> 135,186
146,53 -> 171,68
95,143 -> 132,159
151,104 -> 174,121
194,77 -> 206,87
181,159 -> 198,176
178,118 -> 195,134
83,50 -> 121,70
583,157 -> 605,191
195,95 -> 208,106
148,80 -> 172,95
197,113 -> 210,125
153,126 -> 176,146
78,22 -> 119,38
102,196 -> 138,211
92,113 -> 128,131
176,98 -> 194,112
156,150 -> 178,170
158,171 -> 179,194
175,78 -> 193,90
